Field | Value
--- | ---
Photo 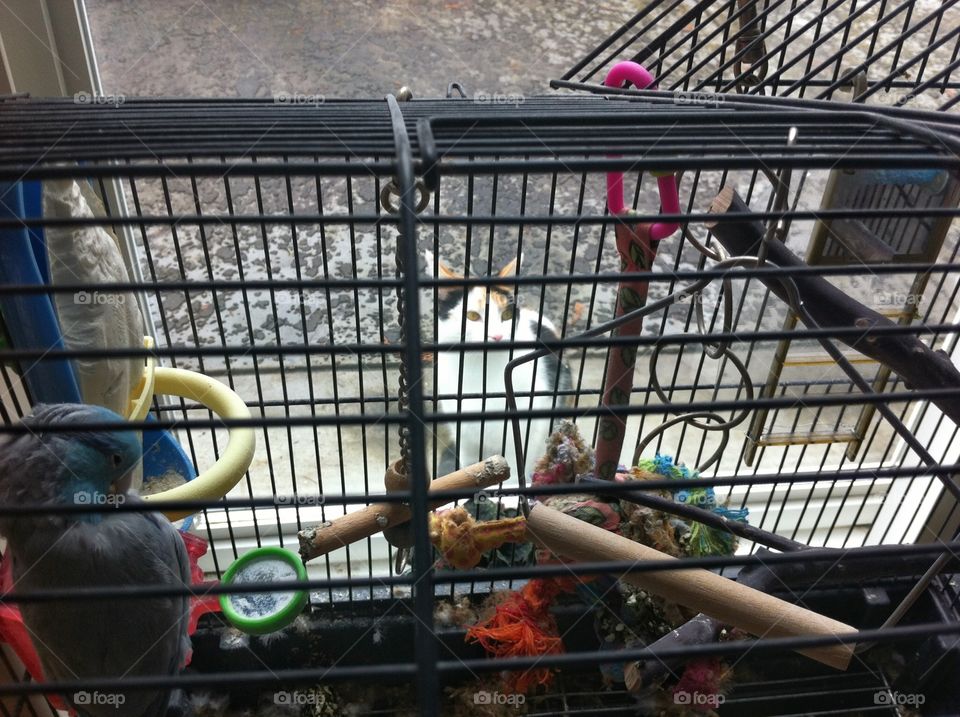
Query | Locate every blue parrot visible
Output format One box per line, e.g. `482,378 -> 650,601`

0,404 -> 191,716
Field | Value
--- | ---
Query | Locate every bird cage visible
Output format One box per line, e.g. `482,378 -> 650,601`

557,0 -> 960,496
0,88 -> 959,717
557,0 -> 960,112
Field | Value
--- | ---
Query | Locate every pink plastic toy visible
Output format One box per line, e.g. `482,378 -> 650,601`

603,60 -> 681,237
594,61 -> 682,479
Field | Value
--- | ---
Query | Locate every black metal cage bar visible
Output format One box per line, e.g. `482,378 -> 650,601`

560,0 -> 960,112
0,92 -> 959,714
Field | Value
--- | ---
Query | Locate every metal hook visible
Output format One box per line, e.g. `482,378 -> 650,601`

839,68 -> 869,102
633,256 -> 757,472
690,272 -> 736,359
394,547 -> 410,575
633,412 -> 731,473
733,0 -> 770,92
380,178 -> 431,214
446,82 -> 467,99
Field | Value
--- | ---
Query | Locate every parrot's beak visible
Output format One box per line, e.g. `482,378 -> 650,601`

111,466 -> 138,497
113,451 -> 144,496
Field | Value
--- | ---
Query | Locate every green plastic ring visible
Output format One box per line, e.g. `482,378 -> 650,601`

219,547 -> 308,635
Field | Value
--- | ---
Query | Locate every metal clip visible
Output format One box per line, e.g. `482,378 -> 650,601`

734,0 -> 769,91
380,178 -> 430,214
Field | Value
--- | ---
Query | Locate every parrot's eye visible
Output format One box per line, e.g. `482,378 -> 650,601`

111,453 -> 123,468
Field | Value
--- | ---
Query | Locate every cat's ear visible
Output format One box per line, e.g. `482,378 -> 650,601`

423,250 -> 462,280
498,253 -> 523,277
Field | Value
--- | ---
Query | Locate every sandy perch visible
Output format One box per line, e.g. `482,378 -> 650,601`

524,502 -> 856,671
298,455 -> 857,672
298,456 -> 510,562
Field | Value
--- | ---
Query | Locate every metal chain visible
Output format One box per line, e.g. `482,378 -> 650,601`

380,174 -> 429,476
394,221 -> 411,476
381,88 -> 432,574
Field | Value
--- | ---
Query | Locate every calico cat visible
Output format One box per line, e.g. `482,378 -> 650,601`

426,251 -> 571,481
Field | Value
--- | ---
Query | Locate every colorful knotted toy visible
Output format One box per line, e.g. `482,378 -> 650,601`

454,421 -> 751,706
633,454 -> 749,557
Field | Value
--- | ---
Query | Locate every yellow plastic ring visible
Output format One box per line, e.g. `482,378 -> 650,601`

127,336 -> 157,422
141,367 -> 256,521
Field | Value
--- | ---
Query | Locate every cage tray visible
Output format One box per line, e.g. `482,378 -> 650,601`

186,575 -> 960,715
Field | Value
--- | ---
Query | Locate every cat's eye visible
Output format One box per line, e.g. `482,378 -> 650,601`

466,310 -> 482,322
500,305 -> 515,321
111,453 -> 123,468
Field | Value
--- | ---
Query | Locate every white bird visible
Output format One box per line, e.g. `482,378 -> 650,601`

43,178 -> 145,414
43,178 -> 146,487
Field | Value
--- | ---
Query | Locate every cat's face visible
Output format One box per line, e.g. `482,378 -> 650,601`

428,254 -> 522,344
455,285 -> 517,343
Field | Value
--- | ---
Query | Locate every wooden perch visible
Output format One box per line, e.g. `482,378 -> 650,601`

298,456 -> 509,562
525,503 -> 856,671
708,185 -> 960,427
630,547 -> 931,689
298,454 -> 860,672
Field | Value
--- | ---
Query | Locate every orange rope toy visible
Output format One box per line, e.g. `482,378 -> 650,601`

428,506 -> 527,570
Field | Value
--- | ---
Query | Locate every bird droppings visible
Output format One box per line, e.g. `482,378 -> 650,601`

218,627 -> 250,651
288,613 -> 316,635
190,690 -> 230,717
228,556 -> 299,619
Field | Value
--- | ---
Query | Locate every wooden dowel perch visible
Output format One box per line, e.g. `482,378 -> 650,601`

708,185 -> 960,427
524,503 -> 857,671
296,451 -> 857,671
298,456 -> 509,563
630,546 -> 928,688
